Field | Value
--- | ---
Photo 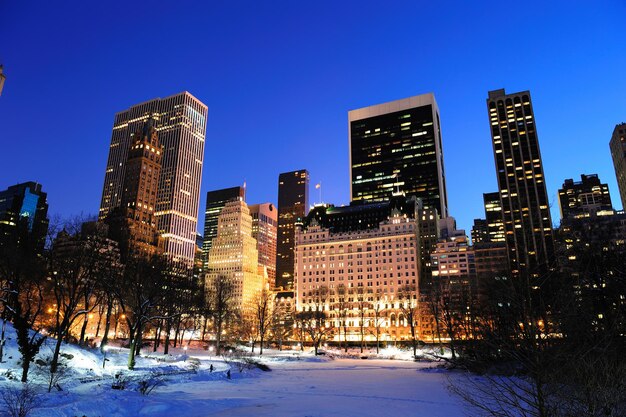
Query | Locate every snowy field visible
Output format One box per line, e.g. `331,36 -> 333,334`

0,324 -> 465,416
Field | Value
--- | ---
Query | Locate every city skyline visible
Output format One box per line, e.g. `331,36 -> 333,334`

1,2 -> 625,236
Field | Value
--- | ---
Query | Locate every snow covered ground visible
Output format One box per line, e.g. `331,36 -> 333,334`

0,324 -> 465,416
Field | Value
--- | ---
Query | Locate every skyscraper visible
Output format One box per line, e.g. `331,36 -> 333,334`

0,182 -> 49,253
99,92 -> 208,266
201,186 -> 245,267
205,199 -> 265,315
276,170 -> 309,290
483,192 -> 505,243
249,203 -> 277,289
106,118 -> 163,259
487,89 -> 554,278
558,174 -> 612,219
610,123 -> 626,210
349,93 -> 448,217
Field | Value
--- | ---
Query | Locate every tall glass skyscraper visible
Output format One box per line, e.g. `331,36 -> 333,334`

0,182 -> 49,253
349,93 -> 448,218
99,92 -> 208,266
276,169 -> 309,290
487,89 -> 554,278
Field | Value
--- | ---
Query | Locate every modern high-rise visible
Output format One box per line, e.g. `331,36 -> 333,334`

558,174 -> 612,219
106,118 -> 163,259
610,123 -> 626,210
487,89 -> 554,278
0,182 -> 49,253
471,218 -> 489,244
249,203 -> 277,289
201,186 -> 245,267
205,199 -> 266,316
99,92 -> 208,266
276,170 -> 309,290
483,192 -> 505,243
349,93 -> 448,218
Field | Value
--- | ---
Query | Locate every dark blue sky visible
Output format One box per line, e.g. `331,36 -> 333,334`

1,1 -> 625,234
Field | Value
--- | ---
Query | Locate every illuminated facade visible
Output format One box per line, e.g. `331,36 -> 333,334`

609,123 -> 626,210
99,92 -> 207,266
276,170 -> 309,290
427,233 -> 476,341
0,182 -> 49,254
202,186 -> 245,267
558,174 -> 612,219
205,199 -> 266,315
487,89 -> 554,277
249,203 -> 277,289
349,93 -> 448,218
106,118 -> 163,258
294,196 -> 421,342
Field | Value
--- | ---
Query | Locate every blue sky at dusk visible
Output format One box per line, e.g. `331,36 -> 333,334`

1,1 -> 625,234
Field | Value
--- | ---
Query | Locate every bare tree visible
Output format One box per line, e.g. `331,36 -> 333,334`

296,285 -> 333,355
206,275 -> 235,355
1,383 -> 38,417
116,254 -> 169,369
332,284 -> 349,352
397,285 -> 419,359
371,288 -> 386,354
47,220 -> 113,376
355,287 -> 370,353
253,288 -> 274,355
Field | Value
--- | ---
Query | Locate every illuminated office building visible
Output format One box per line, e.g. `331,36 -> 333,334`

487,89 -> 554,277
0,182 -> 48,253
276,170 -> 309,290
205,199 -> 266,315
349,93 -> 448,218
106,118 -> 163,259
249,203 -> 277,289
558,174 -> 612,219
99,92 -> 208,266
202,186 -> 245,267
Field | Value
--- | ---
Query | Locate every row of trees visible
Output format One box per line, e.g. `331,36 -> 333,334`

438,223 -> 626,416
0,218 -> 291,384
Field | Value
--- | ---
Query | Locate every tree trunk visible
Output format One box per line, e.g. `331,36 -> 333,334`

216,320 -> 222,356
128,326 -> 138,370
201,316 -> 208,342
21,354 -> 31,383
260,334 -> 264,355
164,319 -> 171,355
153,322 -> 162,352
51,333 -> 64,375
79,315 -> 89,346
134,325 -> 143,357
0,313 -> 6,362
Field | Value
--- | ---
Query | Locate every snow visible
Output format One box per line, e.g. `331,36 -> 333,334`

0,323 -> 465,416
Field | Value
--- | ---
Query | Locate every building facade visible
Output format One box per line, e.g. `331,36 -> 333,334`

487,89 -> 554,278
202,186 -> 245,267
276,170 -> 309,290
249,203 -> 277,289
99,92 -> 208,266
427,233 -> 477,342
205,199 -> 266,315
558,174 -> 612,220
610,123 -> 626,210
0,181 -> 49,253
294,196 -> 421,343
106,118 -> 163,259
349,93 -> 448,218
